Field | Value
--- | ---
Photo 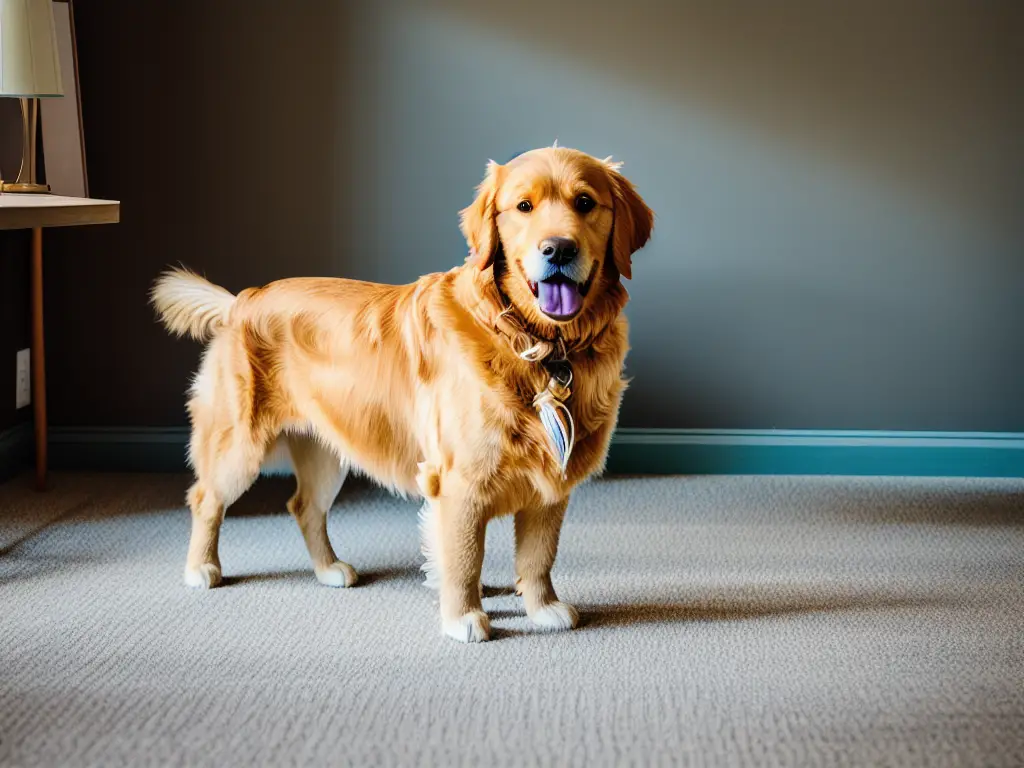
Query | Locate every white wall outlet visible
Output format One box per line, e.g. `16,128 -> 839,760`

16,348 -> 30,409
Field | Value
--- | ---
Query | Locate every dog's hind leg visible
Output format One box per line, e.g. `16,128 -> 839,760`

184,424 -> 264,589
285,433 -> 356,587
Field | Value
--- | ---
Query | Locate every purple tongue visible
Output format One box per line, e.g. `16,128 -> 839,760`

537,279 -> 582,317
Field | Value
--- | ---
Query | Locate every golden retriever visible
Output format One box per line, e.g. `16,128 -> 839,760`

151,145 -> 653,642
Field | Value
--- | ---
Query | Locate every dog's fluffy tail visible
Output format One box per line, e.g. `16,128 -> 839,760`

150,266 -> 236,342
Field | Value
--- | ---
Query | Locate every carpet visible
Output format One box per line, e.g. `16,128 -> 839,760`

1,472 -> 1022,767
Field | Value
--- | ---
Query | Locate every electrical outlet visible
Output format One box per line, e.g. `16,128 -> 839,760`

16,348 -> 30,409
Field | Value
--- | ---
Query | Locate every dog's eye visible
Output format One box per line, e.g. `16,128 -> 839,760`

575,194 -> 596,213
517,200 -> 533,213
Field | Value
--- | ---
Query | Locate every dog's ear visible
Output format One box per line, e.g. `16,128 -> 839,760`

604,160 -> 653,280
460,160 -> 503,270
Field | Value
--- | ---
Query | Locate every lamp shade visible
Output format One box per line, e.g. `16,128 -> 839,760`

0,0 -> 63,97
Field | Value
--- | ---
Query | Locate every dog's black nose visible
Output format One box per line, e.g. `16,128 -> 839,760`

540,237 -> 579,267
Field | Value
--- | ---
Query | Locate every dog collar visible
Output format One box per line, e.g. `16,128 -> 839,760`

493,307 -> 564,363
492,305 -> 576,478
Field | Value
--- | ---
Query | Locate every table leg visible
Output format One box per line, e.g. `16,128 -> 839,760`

31,226 -> 47,491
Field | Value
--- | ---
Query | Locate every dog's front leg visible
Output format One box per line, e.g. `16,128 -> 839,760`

515,498 -> 579,631
434,492 -> 490,643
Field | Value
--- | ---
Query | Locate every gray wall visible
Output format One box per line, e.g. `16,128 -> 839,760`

44,0 -> 1024,432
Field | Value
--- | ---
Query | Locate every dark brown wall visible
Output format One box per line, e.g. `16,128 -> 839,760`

0,230 -> 31,433
39,1 -> 1024,432
0,98 -> 32,433
44,2 -> 354,427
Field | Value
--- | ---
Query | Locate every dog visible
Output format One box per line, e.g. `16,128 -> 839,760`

150,145 -> 653,642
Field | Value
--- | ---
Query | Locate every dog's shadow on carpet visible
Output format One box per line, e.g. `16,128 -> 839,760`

209,569 -> 958,636
222,565 -> 423,588
579,591 -> 958,629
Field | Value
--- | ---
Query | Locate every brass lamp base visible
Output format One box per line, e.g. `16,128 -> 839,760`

2,98 -> 50,195
2,182 -> 50,194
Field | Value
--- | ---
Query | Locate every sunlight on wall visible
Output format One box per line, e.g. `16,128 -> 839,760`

335,1 -> 1023,430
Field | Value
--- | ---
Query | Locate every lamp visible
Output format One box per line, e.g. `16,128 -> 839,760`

0,0 -> 63,193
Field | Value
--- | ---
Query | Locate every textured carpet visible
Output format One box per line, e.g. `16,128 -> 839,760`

1,471 -> 1022,767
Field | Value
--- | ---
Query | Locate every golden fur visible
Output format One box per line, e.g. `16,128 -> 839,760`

151,146 -> 653,642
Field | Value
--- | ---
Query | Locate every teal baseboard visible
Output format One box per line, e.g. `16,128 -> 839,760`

606,429 -> 1024,478
43,426 -> 1024,479
0,421 -> 33,484
49,427 -> 190,473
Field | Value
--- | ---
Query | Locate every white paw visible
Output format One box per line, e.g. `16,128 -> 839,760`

529,601 -> 579,631
184,563 -> 222,589
443,611 -> 491,643
315,561 -> 359,588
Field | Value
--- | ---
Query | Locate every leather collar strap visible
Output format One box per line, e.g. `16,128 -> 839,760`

493,307 -> 565,363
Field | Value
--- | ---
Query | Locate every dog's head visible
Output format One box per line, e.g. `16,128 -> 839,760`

460,146 -> 653,329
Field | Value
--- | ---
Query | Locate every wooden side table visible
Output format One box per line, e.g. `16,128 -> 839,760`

0,194 -> 120,490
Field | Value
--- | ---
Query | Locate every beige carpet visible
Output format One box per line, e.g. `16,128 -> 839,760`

1,471 -> 1022,767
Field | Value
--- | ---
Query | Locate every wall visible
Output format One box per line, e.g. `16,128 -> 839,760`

0,98 -> 32,434
45,0 -> 1024,433
0,230 -> 30,434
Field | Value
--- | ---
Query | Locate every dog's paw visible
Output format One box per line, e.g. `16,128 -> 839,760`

443,611 -> 491,643
315,561 -> 359,588
529,601 -> 579,631
184,563 -> 222,589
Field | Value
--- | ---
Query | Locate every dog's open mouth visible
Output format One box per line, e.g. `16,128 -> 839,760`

528,274 -> 587,321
